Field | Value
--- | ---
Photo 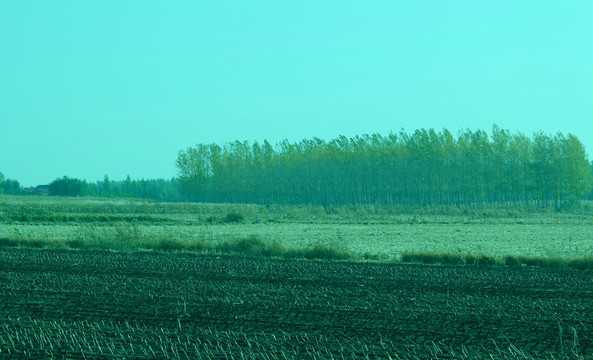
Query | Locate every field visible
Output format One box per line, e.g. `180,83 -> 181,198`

2,248 -> 593,359
2,195 -> 593,260
1,195 -> 593,358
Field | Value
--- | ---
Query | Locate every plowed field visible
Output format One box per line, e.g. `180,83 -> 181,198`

1,248 -> 592,359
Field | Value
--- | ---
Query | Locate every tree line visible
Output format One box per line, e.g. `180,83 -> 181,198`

0,174 -> 183,202
46,176 -> 184,201
3,125 -> 593,206
91,175 -> 183,201
176,126 -> 593,207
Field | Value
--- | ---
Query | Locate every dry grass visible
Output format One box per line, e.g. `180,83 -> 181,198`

401,251 -> 593,270
0,232 -> 353,262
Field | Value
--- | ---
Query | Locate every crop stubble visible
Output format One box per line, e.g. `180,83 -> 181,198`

0,248 -> 592,359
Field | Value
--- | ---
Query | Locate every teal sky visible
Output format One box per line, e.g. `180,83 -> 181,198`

1,1 -> 592,187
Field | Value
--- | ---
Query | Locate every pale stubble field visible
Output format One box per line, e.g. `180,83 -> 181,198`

2,202 -> 593,259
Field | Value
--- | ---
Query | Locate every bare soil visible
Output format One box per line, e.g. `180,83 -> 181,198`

1,248 -> 592,359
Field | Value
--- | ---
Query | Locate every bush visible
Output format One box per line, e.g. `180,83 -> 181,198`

215,236 -> 271,256
222,212 -> 244,223
465,254 -> 497,266
299,244 -> 352,260
66,239 -> 85,249
401,252 -> 442,264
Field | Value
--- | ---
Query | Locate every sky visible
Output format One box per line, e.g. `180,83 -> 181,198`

1,1 -> 592,187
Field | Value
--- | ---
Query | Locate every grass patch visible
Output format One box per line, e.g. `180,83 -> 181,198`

401,251 -> 593,270
2,232 -> 593,269
296,244 -> 356,260
0,231 -> 354,262
0,236 -> 81,250
213,235 -> 353,260
400,251 -> 504,266
401,251 -> 482,265
8,213 -> 168,224
215,236 -> 283,256
136,237 -> 208,252
503,254 -> 593,270
0,201 -> 168,224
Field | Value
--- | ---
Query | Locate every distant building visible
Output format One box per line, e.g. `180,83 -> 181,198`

23,185 -> 49,196
35,185 -> 49,195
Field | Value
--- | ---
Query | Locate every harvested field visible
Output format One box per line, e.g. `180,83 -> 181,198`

1,248 -> 592,359
3,196 -> 593,260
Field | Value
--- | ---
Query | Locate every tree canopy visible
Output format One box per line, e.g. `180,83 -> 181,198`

48,176 -> 88,197
90,176 -> 183,201
0,172 -> 22,195
176,126 -> 593,207
0,179 -> 21,195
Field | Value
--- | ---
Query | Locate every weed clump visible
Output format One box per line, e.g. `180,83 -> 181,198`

213,236 -> 353,260
222,212 -> 244,224
215,236 -> 271,256
401,252 -> 497,266
502,255 -> 593,270
298,245 -> 353,260
0,237 -> 19,247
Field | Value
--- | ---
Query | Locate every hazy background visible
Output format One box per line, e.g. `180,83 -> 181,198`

1,1 -> 591,187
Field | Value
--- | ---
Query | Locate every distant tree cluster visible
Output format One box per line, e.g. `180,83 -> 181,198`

91,175 -> 183,201
176,126 -> 593,207
45,175 -> 182,201
0,172 -> 22,195
48,176 -> 89,197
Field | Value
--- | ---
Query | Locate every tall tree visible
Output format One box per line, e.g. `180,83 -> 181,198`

1,179 -> 21,195
559,134 -> 593,201
48,177 -> 88,197
175,127 -> 593,208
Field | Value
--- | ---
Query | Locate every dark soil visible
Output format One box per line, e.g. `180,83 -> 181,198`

1,248 -> 592,359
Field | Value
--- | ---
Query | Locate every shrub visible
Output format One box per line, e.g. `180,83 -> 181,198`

439,253 -> 465,265
464,254 -> 497,266
300,244 -> 352,260
66,239 -> 85,249
215,235 -> 271,256
222,212 -> 244,223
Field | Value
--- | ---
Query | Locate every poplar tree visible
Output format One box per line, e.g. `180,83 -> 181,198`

175,126 -> 593,207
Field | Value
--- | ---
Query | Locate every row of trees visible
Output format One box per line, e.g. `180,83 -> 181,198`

0,172 -> 182,201
0,172 -> 21,195
46,176 -> 183,201
92,175 -> 183,201
176,126 -> 593,207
